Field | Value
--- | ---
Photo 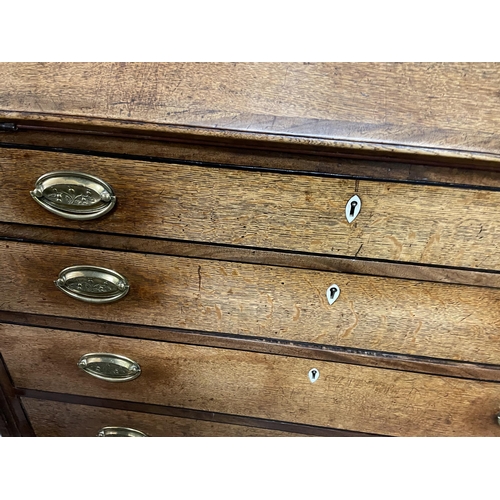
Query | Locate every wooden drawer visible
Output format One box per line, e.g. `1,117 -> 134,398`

1,148 -> 500,270
3,240 -> 500,365
21,398 -> 303,437
2,324 -> 500,436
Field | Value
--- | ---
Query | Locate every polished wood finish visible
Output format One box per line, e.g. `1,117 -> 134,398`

2,63 -> 500,437
3,241 -> 500,365
22,398 -> 306,437
2,325 -> 500,436
4,222 -> 500,288
4,131 -> 500,185
3,310 -> 500,383
0,222 -> 500,288
4,222 -> 500,289
1,63 -> 500,161
19,389 -> 374,436
2,148 -> 500,270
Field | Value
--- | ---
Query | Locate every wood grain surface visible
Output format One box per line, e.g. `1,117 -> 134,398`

2,324 -> 500,436
22,398 -> 304,437
19,390 -> 373,436
3,240 -> 500,365
4,222 -> 500,289
1,63 -> 500,159
5,130 -> 500,179
2,148 -> 500,270
4,310 -> 500,383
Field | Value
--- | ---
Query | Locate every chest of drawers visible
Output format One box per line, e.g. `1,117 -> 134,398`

2,62 -> 500,437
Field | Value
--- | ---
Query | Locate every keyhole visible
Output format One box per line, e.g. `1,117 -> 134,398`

308,368 -> 319,383
326,284 -> 340,305
345,195 -> 361,223
349,200 -> 358,217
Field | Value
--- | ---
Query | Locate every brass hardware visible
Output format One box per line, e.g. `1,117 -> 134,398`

346,194 -> 361,223
78,353 -> 141,382
55,265 -> 129,303
97,427 -> 147,437
326,284 -> 340,305
30,171 -> 116,220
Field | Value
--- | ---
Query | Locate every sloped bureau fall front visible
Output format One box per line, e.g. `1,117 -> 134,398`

1,63 -> 500,437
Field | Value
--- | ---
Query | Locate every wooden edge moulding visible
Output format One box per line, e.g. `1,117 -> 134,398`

3,119 -> 500,173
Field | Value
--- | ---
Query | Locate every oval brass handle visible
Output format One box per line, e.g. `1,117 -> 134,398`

31,171 -> 116,220
97,427 -> 147,437
78,353 -> 141,382
55,265 -> 130,303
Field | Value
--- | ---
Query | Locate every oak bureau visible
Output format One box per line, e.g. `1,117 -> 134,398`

1,63 -> 500,437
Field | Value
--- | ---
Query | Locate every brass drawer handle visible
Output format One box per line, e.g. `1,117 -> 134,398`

78,353 -> 141,382
97,427 -> 147,437
31,171 -> 116,220
55,265 -> 130,303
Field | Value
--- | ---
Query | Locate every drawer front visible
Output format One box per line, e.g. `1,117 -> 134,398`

2,324 -> 500,436
3,240 -> 500,365
22,398 -> 303,437
1,148 -> 500,270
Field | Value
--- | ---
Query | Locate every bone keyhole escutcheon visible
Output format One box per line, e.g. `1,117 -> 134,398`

326,284 -> 340,305
308,368 -> 319,383
346,195 -> 361,223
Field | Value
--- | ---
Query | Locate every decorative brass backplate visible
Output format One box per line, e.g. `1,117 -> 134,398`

97,427 -> 147,437
55,265 -> 129,303
31,171 -> 116,220
78,353 -> 141,382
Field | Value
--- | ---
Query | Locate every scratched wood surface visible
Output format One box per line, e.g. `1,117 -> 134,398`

1,63 -> 500,158
2,148 -> 500,270
5,310 -> 500,383
2,325 -> 500,436
20,390 -> 370,436
22,398 -> 304,437
4,222 -> 500,289
5,129 -> 500,184
3,241 -> 500,365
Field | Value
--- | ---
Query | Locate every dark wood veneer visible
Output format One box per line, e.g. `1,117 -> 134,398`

0,356 -> 34,436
